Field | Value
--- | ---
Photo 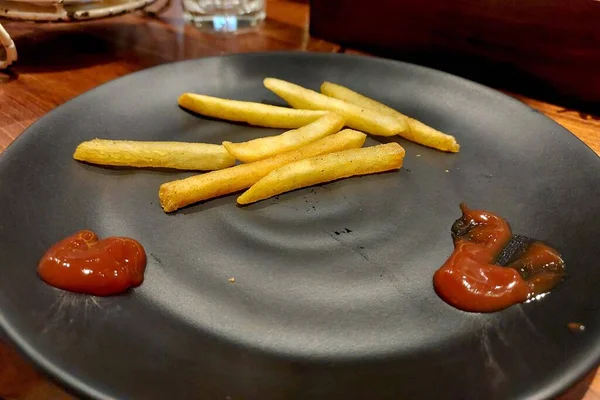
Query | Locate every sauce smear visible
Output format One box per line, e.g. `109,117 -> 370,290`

38,230 -> 146,296
433,204 -> 565,312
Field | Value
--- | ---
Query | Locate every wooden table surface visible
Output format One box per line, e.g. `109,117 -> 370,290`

0,0 -> 599,398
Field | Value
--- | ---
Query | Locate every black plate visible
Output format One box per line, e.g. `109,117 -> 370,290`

1,53 -> 599,400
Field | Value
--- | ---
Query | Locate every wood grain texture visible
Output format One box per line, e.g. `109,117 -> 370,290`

0,0 -> 598,399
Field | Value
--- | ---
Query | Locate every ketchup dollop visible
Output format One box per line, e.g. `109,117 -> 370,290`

433,204 -> 565,312
38,230 -> 146,296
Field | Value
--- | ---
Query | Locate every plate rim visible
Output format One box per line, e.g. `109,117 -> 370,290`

1,51 -> 599,400
2,51 -> 598,159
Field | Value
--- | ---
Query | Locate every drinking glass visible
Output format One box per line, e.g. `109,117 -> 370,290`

182,0 -> 265,32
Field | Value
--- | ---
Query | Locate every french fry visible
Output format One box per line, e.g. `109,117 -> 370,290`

237,142 -> 405,205
159,129 -> 367,212
321,82 -> 460,152
73,139 -> 236,170
222,113 -> 345,163
178,93 -> 328,129
263,78 -> 407,137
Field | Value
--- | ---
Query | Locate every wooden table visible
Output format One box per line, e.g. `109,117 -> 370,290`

0,1 -> 598,398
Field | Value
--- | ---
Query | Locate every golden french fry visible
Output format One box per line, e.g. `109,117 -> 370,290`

238,143 -> 405,205
222,113 -> 345,163
159,129 -> 367,212
321,82 -> 460,152
178,93 -> 328,129
73,139 -> 236,170
263,78 -> 407,137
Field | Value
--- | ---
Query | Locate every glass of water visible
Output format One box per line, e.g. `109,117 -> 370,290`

182,0 -> 266,32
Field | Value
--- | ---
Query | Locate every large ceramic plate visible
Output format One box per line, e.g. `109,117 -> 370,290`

0,52 -> 599,400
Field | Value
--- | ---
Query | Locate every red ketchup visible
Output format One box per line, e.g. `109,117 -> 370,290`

38,230 -> 146,296
433,204 -> 565,312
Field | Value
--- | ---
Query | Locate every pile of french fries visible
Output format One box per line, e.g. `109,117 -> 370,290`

74,78 -> 459,213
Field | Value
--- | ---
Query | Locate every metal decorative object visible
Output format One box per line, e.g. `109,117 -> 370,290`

0,0 -> 171,69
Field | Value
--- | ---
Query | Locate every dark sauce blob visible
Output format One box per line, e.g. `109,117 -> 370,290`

433,204 -> 565,312
38,230 -> 146,296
